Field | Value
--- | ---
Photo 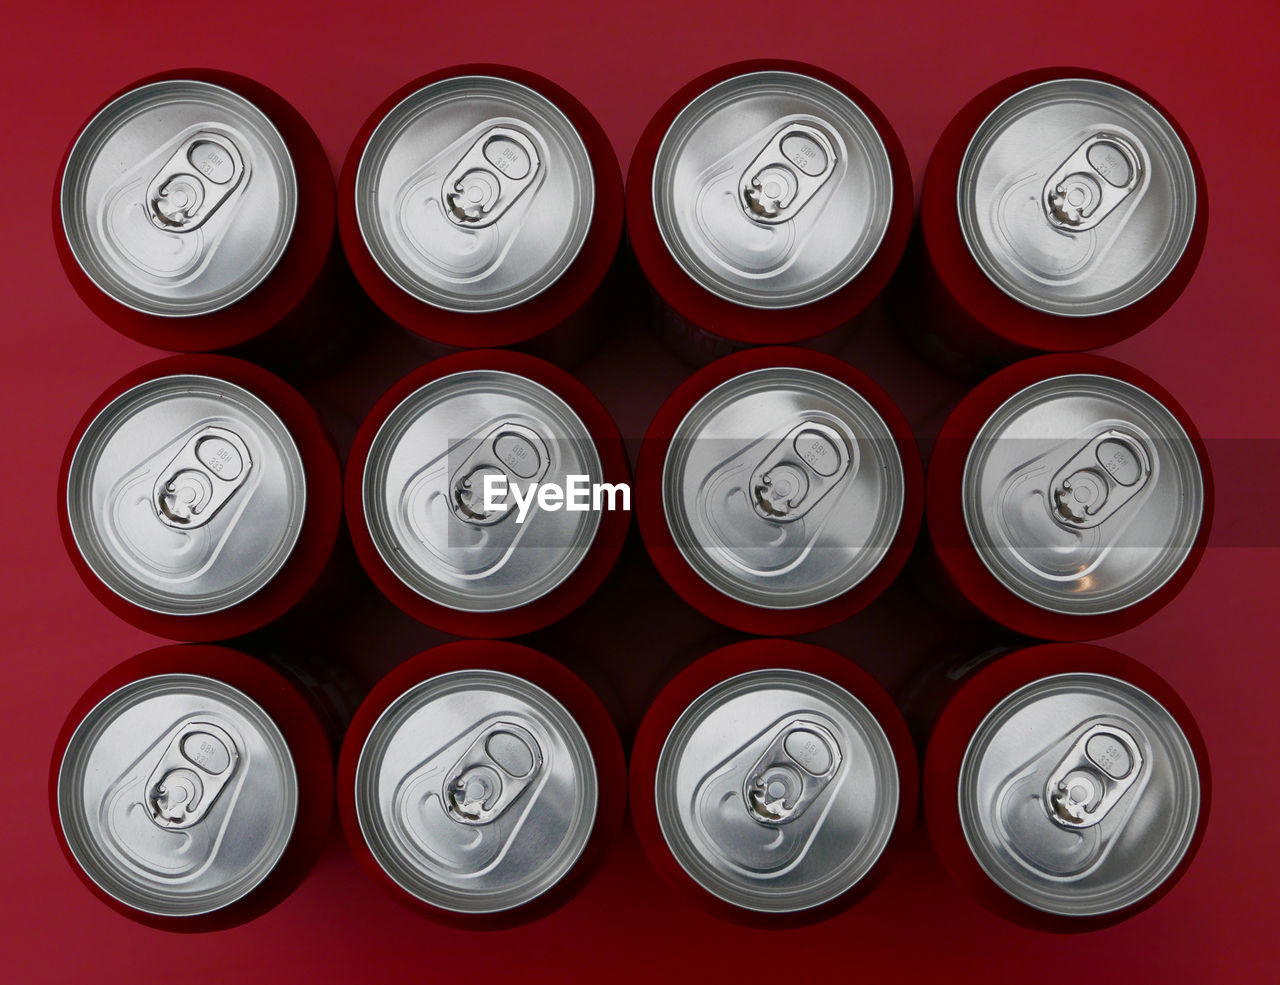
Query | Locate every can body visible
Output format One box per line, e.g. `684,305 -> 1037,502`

926,353 -> 1212,639
50,645 -> 335,931
54,69 -> 336,353
338,64 -> 623,361
346,349 -> 631,637
630,639 -> 917,926
59,354 -> 342,641
337,641 -> 626,928
637,347 -> 921,634
921,643 -> 1210,931
910,67 -> 1207,378
628,60 -> 912,365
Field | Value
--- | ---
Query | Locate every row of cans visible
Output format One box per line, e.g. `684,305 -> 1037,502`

52,638 -> 1208,932
55,62 -> 1204,371
60,346 -> 1211,641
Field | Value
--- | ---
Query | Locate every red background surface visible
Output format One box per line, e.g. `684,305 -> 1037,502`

3,2 -> 1276,981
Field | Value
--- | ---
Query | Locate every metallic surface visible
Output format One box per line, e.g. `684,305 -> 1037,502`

353,670 -> 598,913
962,373 -> 1204,615
61,80 -> 297,316
354,76 -> 594,312
66,375 -> 307,616
957,79 -> 1197,317
361,370 -> 603,612
57,674 -> 298,916
655,669 -> 900,912
663,367 -> 905,608
652,71 -> 893,308
958,672 -> 1200,916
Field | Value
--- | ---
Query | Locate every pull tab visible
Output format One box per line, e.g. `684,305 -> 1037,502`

442,126 -> 542,228
450,422 -> 551,525
146,132 -> 245,232
739,123 -> 838,224
1046,724 -> 1144,828
743,720 -> 842,825
1049,428 -> 1152,529
444,722 -> 544,825
144,721 -> 240,829
1043,133 -> 1143,232
153,426 -> 253,529
750,422 -> 854,523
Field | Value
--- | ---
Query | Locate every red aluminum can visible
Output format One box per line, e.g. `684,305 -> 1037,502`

54,69 -> 335,353
922,643 -> 1210,931
926,353 -> 1212,639
337,640 -> 626,928
58,354 -> 342,641
637,347 -> 922,635
911,67 -> 1207,377
50,644 -> 335,932
338,65 -> 623,361
628,59 -> 912,365
345,349 -> 630,637
630,639 -> 917,926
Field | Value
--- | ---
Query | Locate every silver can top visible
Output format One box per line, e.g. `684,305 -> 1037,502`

353,670 -> 598,913
957,78 -> 1197,317
663,367 -> 905,608
355,76 -> 595,313
66,375 -> 307,616
362,370 -> 603,612
655,668 -> 900,913
652,71 -> 894,309
959,672 -> 1201,916
61,80 -> 298,317
57,674 -> 299,916
963,374 -> 1204,614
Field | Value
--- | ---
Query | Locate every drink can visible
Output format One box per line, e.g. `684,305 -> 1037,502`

630,639 -> 917,925
922,642 -> 1210,930
50,644 -> 335,931
628,60 -> 912,364
346,349 -> 630,637
637,347 -> 921,634
926,353 -> 1212,639
339,65 -> 623,360
55,69 -> 335,352
337,640 -> 625,927
911,68 -> 1206,376
59,355 -> 342,640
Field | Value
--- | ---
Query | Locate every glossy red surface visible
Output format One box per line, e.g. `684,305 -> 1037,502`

4,1 -> 1275,981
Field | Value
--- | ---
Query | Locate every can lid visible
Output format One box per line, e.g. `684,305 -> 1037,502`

56,673 -> 298,917
963,373 -> 1203,614
652,70 -> 893,309
66,374 -> 307,616
957,78 -> 1197,317
60,80 -> 297,317
655,668 -> 899,913
663,367 -> 904,609
353,669 -> 597,913
361,369 -> 602,612
354,75 -> 594,313
959,672 -> 1201,916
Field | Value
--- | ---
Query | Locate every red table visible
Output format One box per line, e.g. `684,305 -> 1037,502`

3,2 -> 1275,981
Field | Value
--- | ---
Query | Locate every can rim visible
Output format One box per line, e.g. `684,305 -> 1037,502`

336,641 -> 626,929
629,639 -> 918,928
920,67 -> 1208,351
926,353 -> 1213,639
344,350 -> 630,638
627,59 -> 913,345
636,347 -> 922,634
338,65 -> 622,347
922,643 -> 1211,932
